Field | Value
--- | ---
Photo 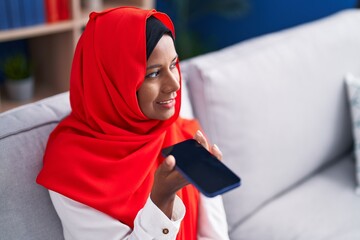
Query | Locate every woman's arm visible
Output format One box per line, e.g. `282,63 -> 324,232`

49,190 -> 185,240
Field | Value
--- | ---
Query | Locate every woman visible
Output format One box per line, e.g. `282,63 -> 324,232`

37,7 -> 229,239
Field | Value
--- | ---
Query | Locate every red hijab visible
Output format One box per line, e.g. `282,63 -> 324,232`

37,7 -> 199,239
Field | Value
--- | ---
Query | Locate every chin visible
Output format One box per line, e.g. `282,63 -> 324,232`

158,114 -> 174,121
145,108 -> 176,121
156,110 -> 176,121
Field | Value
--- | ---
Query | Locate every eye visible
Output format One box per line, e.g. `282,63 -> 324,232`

170,62 -> 177,69
145,70 -> 160,79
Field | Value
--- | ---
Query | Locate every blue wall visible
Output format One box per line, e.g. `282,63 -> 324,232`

157,0 -> 357,58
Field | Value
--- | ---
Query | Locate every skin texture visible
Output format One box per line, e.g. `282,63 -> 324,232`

138,35 -> 223,219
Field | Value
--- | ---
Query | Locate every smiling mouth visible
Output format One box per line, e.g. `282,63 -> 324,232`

157,99 -> 174,104
156,98 -> 176,109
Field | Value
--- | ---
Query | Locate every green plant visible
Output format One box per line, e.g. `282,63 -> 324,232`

3,54 -> 31,81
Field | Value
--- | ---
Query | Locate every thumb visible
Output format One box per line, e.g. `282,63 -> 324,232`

159,155 -> 176,173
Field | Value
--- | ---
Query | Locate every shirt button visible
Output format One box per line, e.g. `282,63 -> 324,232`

162,228 -> 169,234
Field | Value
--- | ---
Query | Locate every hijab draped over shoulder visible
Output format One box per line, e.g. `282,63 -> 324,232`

37,7 -> 200,239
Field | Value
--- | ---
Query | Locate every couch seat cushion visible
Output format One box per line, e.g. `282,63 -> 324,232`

230,155 -> 360,240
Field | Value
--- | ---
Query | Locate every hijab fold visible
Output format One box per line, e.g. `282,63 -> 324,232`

37,7 -> 199,240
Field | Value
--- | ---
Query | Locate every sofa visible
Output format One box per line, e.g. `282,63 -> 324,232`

1,9 -> 360,240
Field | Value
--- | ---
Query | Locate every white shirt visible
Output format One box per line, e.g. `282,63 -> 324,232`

49,190 -> 230,240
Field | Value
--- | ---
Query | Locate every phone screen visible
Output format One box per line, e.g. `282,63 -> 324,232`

162,139 -> 241,197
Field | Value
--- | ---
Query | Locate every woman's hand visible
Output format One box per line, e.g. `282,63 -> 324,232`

150,130 -> 222,219
194,130 -> 223,161
150,155 -> 189,219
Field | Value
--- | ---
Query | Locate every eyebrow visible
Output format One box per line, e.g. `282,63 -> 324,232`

146,55 -> 178,70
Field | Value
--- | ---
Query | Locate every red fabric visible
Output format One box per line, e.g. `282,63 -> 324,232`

37,7 -> 199,239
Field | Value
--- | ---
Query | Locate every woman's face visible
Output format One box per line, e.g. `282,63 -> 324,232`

137,35 -> 180,120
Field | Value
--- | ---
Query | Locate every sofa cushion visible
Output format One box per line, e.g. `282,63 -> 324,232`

179,71 -> 195,119
184,9 -> 360,232
345,72 -> 360,195
230,155 -> 360,240
0,92 -> 70,240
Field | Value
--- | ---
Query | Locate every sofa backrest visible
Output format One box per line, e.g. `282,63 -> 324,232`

0,93 -> 70,240
182,9 -> 360,234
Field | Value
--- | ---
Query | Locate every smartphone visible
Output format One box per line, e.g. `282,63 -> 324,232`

162,139 -> 241,197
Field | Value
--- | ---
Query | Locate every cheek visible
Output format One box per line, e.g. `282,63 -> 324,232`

137,83 -> 158,109
174,67 -> 180,80
175,69 -> 181,88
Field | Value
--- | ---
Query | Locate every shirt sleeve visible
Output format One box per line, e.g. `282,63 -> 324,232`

48,190 -> 185,240
197,194 -> 230,240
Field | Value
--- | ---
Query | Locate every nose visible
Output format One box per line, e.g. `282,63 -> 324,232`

161,69 -> 180,93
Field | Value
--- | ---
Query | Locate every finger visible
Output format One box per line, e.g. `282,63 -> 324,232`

159,157 -> 189,189
165,155 -> 176,170
162,157 -> 189,186
211,144 -> 223,161
194,130 -> 209,150
159,155 -> 176,174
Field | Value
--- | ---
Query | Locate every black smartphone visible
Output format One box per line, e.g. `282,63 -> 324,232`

162,139 -> 241,197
